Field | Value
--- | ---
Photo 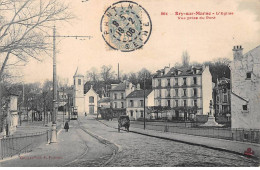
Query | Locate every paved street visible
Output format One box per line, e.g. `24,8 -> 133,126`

1,115 -> 259,167
80,116 -> 259,167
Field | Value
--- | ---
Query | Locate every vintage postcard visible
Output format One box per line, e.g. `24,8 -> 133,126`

0,0 -> 259,167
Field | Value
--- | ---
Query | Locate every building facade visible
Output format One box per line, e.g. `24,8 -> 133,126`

85,85 -> 99,115
73,68 -> 85,116
110,80 -> 135,109
230,45 -> 260,130
213,78 -> 231,119
126,89 -> 154,120
152,65 -> 213,120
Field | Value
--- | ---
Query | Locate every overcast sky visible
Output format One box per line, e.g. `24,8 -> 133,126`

20,0 -> 260,84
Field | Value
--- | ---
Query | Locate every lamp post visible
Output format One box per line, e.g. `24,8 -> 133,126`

51,25 -> 58,143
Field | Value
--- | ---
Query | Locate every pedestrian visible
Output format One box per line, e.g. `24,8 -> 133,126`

64,121 -> 69,132
85,112 -> 87,117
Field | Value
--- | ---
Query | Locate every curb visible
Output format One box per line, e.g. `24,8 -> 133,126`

97,119 -> 259,161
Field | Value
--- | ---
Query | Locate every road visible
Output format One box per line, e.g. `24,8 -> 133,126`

1,115 -> 258,167
79,116 -> 259,167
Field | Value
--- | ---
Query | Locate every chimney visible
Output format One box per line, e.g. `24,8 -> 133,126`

164,67 -> 170,74
232,45 -> 243,60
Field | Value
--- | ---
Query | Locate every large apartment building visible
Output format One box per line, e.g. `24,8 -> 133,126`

152,65 -> 213,120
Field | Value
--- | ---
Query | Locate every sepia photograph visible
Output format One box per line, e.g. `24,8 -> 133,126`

0,0 -> 259,167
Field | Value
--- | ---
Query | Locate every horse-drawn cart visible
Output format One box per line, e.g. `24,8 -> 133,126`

118,115 -> 130,132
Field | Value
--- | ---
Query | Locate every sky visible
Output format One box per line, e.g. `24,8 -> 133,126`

20,0 -> 260,85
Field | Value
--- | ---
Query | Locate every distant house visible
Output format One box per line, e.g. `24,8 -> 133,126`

230,45 -> 260,130
110,80 -> 135,117
152,65 -> 213,120
98,97 -> 110,109
213,77 -> 231,121
126,88 -> 154,120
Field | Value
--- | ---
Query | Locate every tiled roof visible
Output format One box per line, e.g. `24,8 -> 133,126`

98,97 -> 110,103
154,66 -> 203,78
126,89 -> 153,98
110,81 -> 130,91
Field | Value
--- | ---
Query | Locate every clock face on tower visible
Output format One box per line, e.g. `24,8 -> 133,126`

100,1 -> 152,52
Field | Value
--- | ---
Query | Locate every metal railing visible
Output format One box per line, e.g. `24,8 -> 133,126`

0,131 -> 49,159
130,122 -> 260,144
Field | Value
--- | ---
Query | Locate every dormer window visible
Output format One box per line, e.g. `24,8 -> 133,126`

246,72 -> 251,79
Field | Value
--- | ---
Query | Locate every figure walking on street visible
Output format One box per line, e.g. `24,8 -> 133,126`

64,121 -> 69,132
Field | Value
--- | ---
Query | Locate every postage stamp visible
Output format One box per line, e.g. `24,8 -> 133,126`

100,1 -> 152,52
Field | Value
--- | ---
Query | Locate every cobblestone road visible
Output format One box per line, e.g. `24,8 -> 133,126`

81,116 -> 259,167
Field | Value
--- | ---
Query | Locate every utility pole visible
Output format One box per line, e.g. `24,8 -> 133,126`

46,26 -> 92,143
143,73 -> 146,130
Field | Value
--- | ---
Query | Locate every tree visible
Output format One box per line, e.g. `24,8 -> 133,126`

100,65 -> 115,83
0,0 -> 72,118
86,67 -> 99,83
0,0 -> 72,81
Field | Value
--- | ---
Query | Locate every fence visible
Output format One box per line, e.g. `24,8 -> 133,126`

130,121 -> 260,144
0,123 -> 62,160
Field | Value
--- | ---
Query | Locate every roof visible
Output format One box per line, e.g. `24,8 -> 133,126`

98,97 -> 110,103
74,66 -> 84,77
110,81 -> 130,91
126,89 -> 153,98
153,66 -> 203,78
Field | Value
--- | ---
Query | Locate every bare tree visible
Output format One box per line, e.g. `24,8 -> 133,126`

100,65 -> 115,83
0,0 -> 73,81
86,67 -> 99,83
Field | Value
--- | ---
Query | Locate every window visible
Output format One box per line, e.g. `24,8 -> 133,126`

194,100 -> 197,107
184,100 -> 187,107
183,89 -> 187,97
114,102 -> 117,108
158,79 -> 161,87
167,100 -> 171,107
175,78 -> 178,86
121,93 -> 124,99
193,88 -> 197,97
140,111 -> 144,118
193,77 -> 197,85
216,96 -> 219,102
183,78 -> 186,86
167,79 -> 170,86
121,102 -> 124,108
114,93 -> 117,99
140,100 -> 144,107
159,90 -> 161,97
130,100 -> 134,107
246,72 -> 251,79
175,100 -> 178,107
243,105 -> 248,111
130,110 -> 133,117
78,79 -> 81,85
158,100 -> 161,106
223,95 -> 228,103
175,89 -> 179,96
89,96 -> 94,103
167,89 -> 171,97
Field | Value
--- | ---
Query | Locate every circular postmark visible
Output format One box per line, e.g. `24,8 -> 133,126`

100,1 -> 152,52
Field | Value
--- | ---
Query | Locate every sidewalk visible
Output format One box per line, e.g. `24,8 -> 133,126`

99,119 -> 260,159
0,121 -> 87,167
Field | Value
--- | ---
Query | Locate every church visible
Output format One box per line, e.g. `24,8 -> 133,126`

73,68 -> 99,116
